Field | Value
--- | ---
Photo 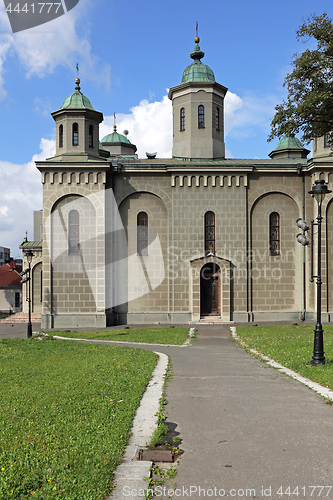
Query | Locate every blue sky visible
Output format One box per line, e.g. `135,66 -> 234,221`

0,0 -> 333,256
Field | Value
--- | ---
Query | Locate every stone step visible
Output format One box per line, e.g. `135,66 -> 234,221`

1,312 -> 41,324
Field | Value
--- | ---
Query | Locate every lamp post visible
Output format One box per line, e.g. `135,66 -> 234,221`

25,250 -> 34,338
308,179 -> 332,365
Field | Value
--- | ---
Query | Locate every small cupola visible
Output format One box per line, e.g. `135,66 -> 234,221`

269,136 -> 310,159
51,65 -> 104,161
100,118 -> 137,158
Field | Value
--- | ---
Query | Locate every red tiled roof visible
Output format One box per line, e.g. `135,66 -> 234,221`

0,264 -> 22,288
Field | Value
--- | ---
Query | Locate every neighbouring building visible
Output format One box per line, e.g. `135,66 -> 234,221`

20,34 -> 333,328
0,262 -> 22,314
0,247 -> 10,267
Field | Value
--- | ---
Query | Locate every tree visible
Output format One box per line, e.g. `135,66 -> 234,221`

268,13 -> 333,144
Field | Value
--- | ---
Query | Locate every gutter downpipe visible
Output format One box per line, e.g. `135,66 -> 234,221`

297,163 -> 306,321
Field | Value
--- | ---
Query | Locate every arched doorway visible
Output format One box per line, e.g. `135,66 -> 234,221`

200,263 -> 221,316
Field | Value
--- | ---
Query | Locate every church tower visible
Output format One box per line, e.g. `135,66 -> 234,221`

51,67 -> 104,161
168,29 -> 228,159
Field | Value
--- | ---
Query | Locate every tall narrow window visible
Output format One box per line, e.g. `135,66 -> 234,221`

205,211 -> 215,254
324,133 -> 330,148
180,108 -> 185,131
137,212 -> 148,256
89,124 -> 94,147
72,123 -> 79,146
269,212 -> 280,256
59,124 -> 63,148
68,210 -> 80,254
198,105 -> 205,128
215,107 -> 220,130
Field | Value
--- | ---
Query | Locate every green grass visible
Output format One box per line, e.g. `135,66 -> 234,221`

236,325 -> 333,390
48,327 -> 191,345
0,337 -> 158,499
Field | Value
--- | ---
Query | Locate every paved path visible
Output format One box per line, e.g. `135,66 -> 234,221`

160,325 -> 333,499
1,322 -> 332,499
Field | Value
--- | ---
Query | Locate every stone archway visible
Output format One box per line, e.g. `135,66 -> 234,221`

191,256 -> 231,322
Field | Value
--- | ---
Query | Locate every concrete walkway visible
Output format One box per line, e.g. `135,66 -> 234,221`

160,325 -> 333,499
1,322 -> 332,499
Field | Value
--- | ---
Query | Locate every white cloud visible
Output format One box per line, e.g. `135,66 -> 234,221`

0,0 -> 110,100
0,138 -> 55,257
100,94 -> 173,159
100,91 -> 247,159
225,91 -> 277,140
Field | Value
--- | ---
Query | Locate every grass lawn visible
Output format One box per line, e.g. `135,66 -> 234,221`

49,327 -> 191,345
0,337 -> 158,499
236,324 -> 333,390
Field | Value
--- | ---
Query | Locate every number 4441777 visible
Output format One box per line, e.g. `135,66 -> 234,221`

6,3 -> 62,14
276,486 -> 332,497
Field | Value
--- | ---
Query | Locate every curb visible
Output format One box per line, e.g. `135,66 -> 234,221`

107,351 -> 169,499
230,326 -> 333,403
52,327 -> 196,348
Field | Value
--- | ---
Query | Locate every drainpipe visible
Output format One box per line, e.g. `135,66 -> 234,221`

297,163 -> 306,321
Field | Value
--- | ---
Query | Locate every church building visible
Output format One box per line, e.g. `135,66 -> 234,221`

21,34 -> 333,329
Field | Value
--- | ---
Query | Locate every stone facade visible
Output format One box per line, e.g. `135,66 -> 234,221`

20,36 -> 333,328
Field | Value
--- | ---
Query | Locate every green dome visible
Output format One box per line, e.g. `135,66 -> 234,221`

275,136 -> 303,150
181,39 -> 215,84
101,126 -> 132,145
60,81 -> 96,111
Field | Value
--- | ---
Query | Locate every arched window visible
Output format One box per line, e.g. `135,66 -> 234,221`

180,108 -> 185,131
215,107 -> 220,131
89,124 -> 94,148
205,211 -> 215,254
198,105 -> 205,128
137,212 -> 148,256
72,123 -> 79,146
68,210 -> 80,254
59,124 -> 63,148
269,212 -> 280,256
324,133 -> 330,148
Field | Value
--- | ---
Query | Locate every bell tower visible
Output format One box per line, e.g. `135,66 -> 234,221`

168,29 -> 228,159
51,66 -> 104,161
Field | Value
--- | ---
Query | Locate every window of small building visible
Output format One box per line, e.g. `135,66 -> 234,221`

198,105 -> 205,129
215,107 -> 220,131
68,210 -> 80,254
269,212 -> 280,256
180,108 -> 185,131
324,133 -> 330,148
15,292 -> 20,308
89,125 -> 94,147
72,123 -> 79,146
205,211 -> 215,254
59,124 -> 63,148
137,212 -> 148,256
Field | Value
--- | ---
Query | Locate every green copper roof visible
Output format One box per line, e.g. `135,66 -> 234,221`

181,38 -> 215,84
60,81 -> 96,111
275,136 -> 304,150
101,126 -> 132,145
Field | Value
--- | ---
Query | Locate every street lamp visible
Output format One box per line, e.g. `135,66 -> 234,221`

21,249 -> 34,338
308,179 -> 332,365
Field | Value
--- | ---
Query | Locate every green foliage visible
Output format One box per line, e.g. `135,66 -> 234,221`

0,338 -> 158,499
236,325 -> 333,389
47,327 -> 190,345
269,12 -> 333,144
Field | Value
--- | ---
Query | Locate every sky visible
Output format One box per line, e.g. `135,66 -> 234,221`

1,0 -> 333,257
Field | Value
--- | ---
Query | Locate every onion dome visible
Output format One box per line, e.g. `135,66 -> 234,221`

181,35 -> 215,84
59,72 -> 96,111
